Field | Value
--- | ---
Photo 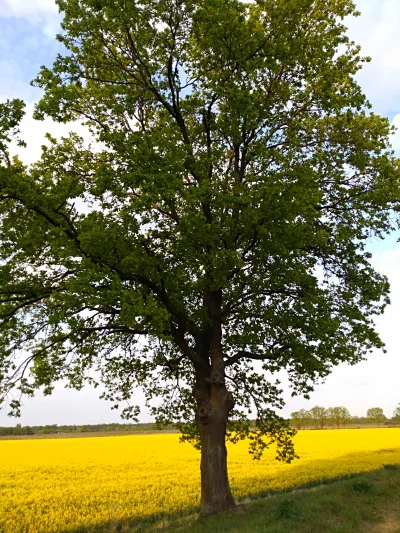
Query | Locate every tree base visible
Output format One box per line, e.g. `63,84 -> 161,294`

199,498 -> 237,517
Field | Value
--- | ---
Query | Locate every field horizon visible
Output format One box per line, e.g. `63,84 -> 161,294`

1,423 -> 398,441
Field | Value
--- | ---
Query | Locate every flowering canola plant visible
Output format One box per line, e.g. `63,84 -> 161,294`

0,428 -> 399,532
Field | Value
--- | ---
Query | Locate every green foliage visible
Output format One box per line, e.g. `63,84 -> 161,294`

291,405 -> 352,429
327,406 -> 352,428
393,404 -> 400,422
0,99 -> 26,166
309,406 -> 328,429
366,407 -> 387,425
290,409 -> 312,430
1,0 -> 400,464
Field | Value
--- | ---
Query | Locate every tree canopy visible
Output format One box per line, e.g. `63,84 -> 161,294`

328,406 -> 352,428
1,0 -> 399,515
367,407 -> 387,425
291,406 -> 352,429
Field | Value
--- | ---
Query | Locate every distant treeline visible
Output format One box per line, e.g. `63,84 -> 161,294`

290,404 -> 400,430
1,403 -> 399,436
0,422 -> 175,437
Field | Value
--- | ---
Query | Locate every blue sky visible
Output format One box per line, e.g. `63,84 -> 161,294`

0,0 -> 399,425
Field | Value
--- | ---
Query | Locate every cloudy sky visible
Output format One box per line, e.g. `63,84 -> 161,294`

0,0 -> 399,426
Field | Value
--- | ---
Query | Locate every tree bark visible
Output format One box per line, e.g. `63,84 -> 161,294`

193,288 -> 236,516
195,382 -> 236,516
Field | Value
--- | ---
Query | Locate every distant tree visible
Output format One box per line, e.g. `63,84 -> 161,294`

299,409 -> 312,429
341,408 -> 352,427
367,407 -> 386,425
290,411 -> 303,430
290,409 -> 311,430
1,0 -> 400,517
326,407 -> 333,427
309,406 -> 328,429
393,404 -> 400,422
329,406 -> 352,428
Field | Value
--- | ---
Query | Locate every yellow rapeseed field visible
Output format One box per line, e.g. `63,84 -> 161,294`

0,428 -> 399,533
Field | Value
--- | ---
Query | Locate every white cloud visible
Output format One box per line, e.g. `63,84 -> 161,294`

10,103 -> 93,167
0,0 -> 60,38
0,0 -> 58,17
389,113 -> 400,152
0,385 -> 150,426
0,59 -> 40,104
346,0 -> 400,115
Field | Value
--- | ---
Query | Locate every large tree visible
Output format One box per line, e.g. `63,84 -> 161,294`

0,0 -> 399,516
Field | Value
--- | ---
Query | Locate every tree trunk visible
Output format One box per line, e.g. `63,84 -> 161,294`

196,383 -> 236,516
194,288 -> 236,516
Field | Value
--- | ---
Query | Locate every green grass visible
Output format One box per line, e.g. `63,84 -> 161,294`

158,467 -> 400,533
70,464 -> 400,533
170,466 -> 400,533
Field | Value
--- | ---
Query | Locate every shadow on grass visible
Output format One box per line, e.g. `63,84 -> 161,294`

59,508 -> 198,533
228,447 -> 400,501
59,449 -> 400,533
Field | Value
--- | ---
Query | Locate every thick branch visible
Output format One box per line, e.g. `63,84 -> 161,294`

2,189 -> 199,338
224,345 -> 290,366
170,322 -> 207,370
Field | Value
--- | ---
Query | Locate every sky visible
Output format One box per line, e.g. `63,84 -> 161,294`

0,0 -> 399,426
